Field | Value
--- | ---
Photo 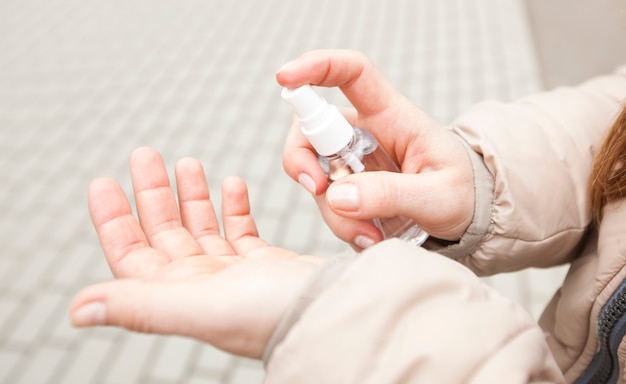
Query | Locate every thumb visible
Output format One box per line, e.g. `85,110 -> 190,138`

70,280 -> 195,336
70,279 -> 270,358
326,170 -> 472,240
326,171 -> 429,219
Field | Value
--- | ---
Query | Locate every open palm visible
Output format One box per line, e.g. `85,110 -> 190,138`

70,147 -> 322,358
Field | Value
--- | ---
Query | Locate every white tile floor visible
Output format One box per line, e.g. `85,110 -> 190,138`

0,0 -> 566,382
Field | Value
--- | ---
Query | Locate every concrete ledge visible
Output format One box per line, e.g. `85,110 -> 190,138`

525,0 -> 626,87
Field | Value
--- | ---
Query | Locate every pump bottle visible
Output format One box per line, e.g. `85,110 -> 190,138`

281,85 -> 428,247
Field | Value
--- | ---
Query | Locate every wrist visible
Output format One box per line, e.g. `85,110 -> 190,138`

423,133 -> 493,261
262,251 -> 357,364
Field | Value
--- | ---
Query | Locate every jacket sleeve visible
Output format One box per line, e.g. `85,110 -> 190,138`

262,239 -> 564,384
425,66 -> 626,275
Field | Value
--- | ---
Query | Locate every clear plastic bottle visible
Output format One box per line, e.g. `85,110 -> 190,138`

281,85 -> 428,247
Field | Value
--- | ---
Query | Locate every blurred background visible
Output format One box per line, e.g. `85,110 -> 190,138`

1,0 -> 624,383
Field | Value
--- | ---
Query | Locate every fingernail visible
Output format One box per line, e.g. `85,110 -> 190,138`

298,173 -> 316,195
355,235 -> 376,249
73,302 -> 106,327
278,60 -> 297,73
327,183 -> 359,211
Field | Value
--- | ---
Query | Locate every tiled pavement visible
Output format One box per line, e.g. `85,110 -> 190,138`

0,0 -> 568,383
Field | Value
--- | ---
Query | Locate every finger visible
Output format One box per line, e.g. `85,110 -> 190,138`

326,170 -> 473,240
70,278 -> 267,358
88,178 -> 168,278
130,147 -> 203,259
221,176 -> 268,254
175,157 -> 234,256
70,280 -> 221,348
282,116 -> 329,195
313,193 -> 384,250
276,50 -> 401,116
282,108 -> 359,195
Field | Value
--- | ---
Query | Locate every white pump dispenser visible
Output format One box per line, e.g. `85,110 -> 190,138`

280,85 -> 353,157
281,85 -> 429,247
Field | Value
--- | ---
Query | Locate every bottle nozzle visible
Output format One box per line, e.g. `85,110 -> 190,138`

280,85 -> 326,122
281,85 -> 353,156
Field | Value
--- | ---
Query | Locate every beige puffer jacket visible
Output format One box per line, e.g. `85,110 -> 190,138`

263,66 -> 626,383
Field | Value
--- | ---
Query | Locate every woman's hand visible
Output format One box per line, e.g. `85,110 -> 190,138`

70,147 -> 323,359
278,50 -> 475,249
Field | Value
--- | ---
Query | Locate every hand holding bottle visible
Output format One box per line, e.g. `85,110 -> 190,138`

281,85 -> 429,246
277,50 -> 475,249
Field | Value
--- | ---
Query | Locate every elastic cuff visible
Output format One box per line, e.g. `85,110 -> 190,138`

423,133 -> 494,260
262,251 -> 358,365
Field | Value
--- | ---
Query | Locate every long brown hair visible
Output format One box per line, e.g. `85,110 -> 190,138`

590,103 -> 626,223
